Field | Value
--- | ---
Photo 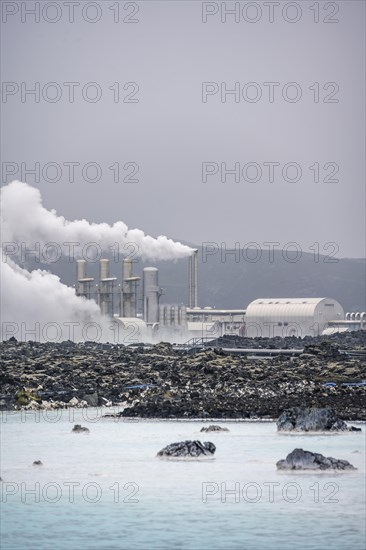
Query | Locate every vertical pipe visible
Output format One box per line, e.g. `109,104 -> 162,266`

188,251 -> 198,308
194,250 -> 198,308
99,259 -> 110,316
188,255 -> 192,308
122,258 -> 133,317
180,306 -> 187,327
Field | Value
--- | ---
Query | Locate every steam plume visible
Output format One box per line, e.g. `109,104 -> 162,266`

1,180 -> 193,261
1,181 -> 193,342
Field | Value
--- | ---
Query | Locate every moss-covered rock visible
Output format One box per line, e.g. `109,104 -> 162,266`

17,388 -> 41,406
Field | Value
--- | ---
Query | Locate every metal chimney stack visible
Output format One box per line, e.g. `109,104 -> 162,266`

100,259 -> 110,280
76,259 -> 94,299
188,250 -> 198,308
77,259 -> 86,281
121,258 -> 140,317
143,267 -> 162,324
98,259 -> 117,317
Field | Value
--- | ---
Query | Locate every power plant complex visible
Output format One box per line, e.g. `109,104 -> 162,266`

75,253 -> 366,343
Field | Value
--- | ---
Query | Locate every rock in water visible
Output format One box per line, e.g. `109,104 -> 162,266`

200,425 -> 230,433
277,407 -> 348,431
276,448 -> 356,471
72,424 -> 90,434
157,440 -> 216,458
33,460 -> 43,466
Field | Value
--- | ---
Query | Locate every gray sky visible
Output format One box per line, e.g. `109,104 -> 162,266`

1,0 -> 365,258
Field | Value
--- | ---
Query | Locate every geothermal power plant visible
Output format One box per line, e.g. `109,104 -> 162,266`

75,253 -> 366,343
2,181 -> 364,344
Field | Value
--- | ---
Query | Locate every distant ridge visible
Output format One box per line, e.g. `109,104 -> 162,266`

25,242 -> 366,312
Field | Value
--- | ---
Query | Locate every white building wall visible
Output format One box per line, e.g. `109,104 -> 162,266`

245,298 -> 344,338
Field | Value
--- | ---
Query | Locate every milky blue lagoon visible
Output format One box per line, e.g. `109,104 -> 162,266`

1,409 -> 365,550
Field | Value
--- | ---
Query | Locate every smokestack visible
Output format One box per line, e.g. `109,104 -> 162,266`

188,250 -> 198,308
98,259 -> 117,317
124,258 -> 133,279
122,258 -> 140,317
194,250 -> 198,307
143,267 -> 161,324
76,259 -> 94,299
100,259 -> 110,280
77,259 -> 86,280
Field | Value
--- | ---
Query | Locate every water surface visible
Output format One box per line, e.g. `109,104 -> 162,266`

1,409 -> 365,549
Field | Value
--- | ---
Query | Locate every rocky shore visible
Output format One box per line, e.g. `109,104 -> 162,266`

0,333 -> 365,419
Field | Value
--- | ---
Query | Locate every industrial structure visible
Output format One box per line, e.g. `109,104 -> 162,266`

76,254 -> 194,342
323,312 -> 366,334
185,307 -> 246,338
75,259 -> 94,300
98,259 -> 118,317
75,253 -> 363,342
142,267 -> 162,325
121,258 -> 140,318
188,249 -> 198,308
244,298 -> 344,338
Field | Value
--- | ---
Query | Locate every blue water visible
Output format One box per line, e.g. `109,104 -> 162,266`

1,409 -> 365,550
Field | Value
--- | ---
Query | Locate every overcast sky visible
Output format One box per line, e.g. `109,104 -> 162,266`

1,0 -> 365,258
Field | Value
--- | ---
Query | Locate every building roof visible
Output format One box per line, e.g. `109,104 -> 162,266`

246,298 -> 343,320
248,298 -> 328,305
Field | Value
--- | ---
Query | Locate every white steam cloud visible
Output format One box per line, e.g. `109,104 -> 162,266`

1,180 -> 193,261
1,181 -> 193,342
1,258 -> 111,342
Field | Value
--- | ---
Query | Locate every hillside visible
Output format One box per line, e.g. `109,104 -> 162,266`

23,242 -> 366,312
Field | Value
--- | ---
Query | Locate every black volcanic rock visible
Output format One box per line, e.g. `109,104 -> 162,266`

72,424 -> 90,434
200,425 -> 230,433
277,407 -> 348,431
157,440 -> 216,458
0,335 -> 365,419
83,392 -> 98,407
276,448 -> 356,471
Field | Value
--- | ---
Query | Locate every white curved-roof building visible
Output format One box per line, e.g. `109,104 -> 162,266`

245,298 -> 344,338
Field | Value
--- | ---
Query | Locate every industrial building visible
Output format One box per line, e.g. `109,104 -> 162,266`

75,254 -> 363,342
185,307 -> 246,338
244,298 -> 345,338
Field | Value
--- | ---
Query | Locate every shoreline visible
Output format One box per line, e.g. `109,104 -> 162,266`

1,335 -> 365,420
2,408 -> 365,426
